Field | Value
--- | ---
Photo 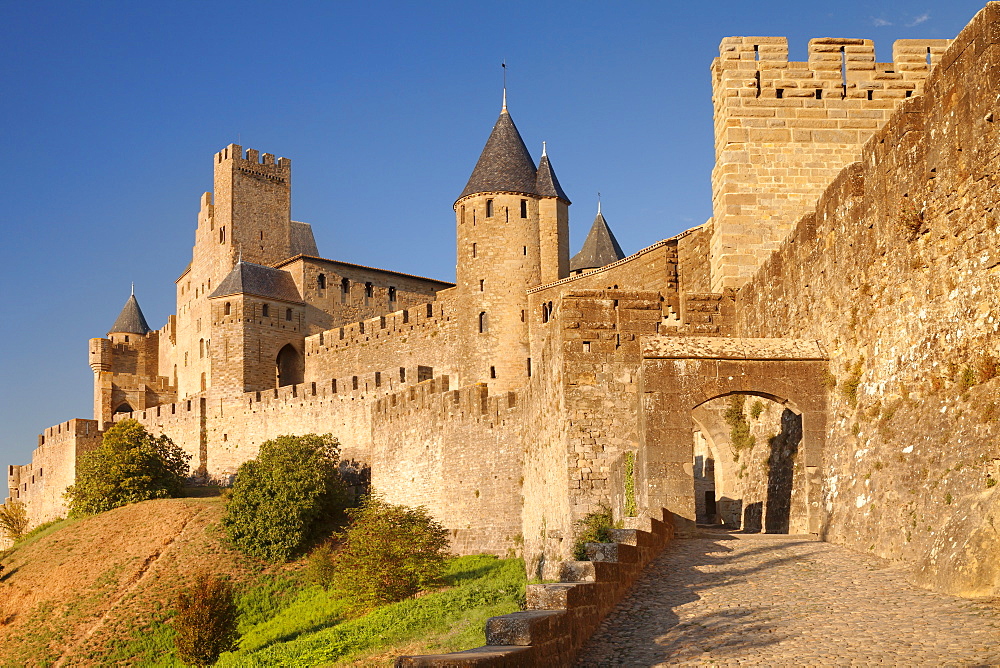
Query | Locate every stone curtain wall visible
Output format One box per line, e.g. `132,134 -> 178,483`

372,379 -> 525,556
5,419 -> 100,524
735,3 -> 1000,595
710,34 -> 948,290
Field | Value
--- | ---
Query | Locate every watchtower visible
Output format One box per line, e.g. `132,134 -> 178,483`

454,103 -> 570,391
709,36 -> 949,291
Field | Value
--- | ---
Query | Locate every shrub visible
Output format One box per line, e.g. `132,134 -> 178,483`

330,497 -> 450,611
222,434 -> 348,562
749,400 -> 765,420
572,507 -> 615,561
623,451 -> 637,518
173,572 -> 238,666
304,541 -> 337,589
65,419 -> 190,515
0,501 -> 29,541
840,357 -> 865,408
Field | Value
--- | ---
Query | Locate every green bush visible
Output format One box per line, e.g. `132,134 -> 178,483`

174,572 -> 238,666
624,451 -> 637,518
724,395 -> 756,455
330,497 -> 450,611
304,541 -> 337,589
572,507 -> 615,561
0,500 -> 29,541
222,434 -> 348,562
65,419 -> 190,515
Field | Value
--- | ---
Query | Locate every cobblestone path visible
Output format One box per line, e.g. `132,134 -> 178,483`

577,532 -> 1000,667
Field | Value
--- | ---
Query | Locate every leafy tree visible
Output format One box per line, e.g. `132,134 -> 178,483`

222,434 -> 348,562
0,501 -> 29,541
330,497 -> 450,610
173,572 -> 238,666
65,419 -> 191,515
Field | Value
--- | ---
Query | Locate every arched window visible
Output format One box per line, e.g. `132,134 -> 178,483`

285,308 -> 292,321
341,277 -> 350,304
262,303 -> 270,318
199,338 -> 205,358
224,302 -> 231,316
479,311 -> 488,333
542,304 -> 549,323
317,274 -> 326,290
486,199 -> 494,217
220,227 -> 226,243
388,286 -> 397,304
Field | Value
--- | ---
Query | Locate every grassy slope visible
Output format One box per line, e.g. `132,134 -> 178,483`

0,497 -> 524,667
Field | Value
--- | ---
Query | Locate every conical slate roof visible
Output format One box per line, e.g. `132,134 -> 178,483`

458,109 -> 538,200
208,260 -> 303,303
570,210 -> 627,272
110,294 -> 152,335
535,154 -> 570,203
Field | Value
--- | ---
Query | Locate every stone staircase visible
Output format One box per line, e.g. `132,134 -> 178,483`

396,510 -> 675,667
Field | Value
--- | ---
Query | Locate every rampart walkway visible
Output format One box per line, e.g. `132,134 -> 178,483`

577,532 -> 1000,666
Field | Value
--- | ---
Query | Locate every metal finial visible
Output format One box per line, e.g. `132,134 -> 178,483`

542,141 -> 547,157
131,281 -> 134,296
238,244 -> 243,264
597,192 -> 602,214
502,61 -> 507,110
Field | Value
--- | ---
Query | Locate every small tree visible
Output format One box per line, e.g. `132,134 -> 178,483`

331,497 -> 450,610
173,572 -> 238,666
222,434 -> 348,562
0,501 -> 29,541
65,419 -> 191,515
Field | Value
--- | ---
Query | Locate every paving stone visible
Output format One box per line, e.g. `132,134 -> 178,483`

576,532 -> 1000,667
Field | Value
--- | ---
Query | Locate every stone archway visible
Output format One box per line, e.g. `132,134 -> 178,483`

636,337 -> 828,536
275,343 -> 303,388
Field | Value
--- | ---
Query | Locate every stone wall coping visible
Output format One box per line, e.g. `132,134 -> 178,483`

641,336 -> 827,361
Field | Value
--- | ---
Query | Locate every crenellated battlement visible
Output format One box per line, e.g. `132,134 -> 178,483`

715,37 -> 949,101
305,300 -> 447,355
215,143 -> 291,171
374,378 -> 520,429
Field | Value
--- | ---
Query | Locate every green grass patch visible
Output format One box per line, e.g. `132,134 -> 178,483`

211,554 -> 525,666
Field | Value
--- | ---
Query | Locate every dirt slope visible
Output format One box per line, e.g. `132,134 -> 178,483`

0,495 -> 259,666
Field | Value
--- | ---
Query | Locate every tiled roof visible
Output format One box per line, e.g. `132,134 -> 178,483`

110,295 -> 152,335
458,109 -> 538,200
208,261 -> 303,303
570,211 -> 627,272
535,154 -> 570,203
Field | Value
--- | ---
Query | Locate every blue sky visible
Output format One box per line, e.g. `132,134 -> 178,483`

0,0 -> 987,498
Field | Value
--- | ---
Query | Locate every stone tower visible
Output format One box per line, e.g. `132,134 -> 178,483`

454,103 -> 570,391
709,36 -> 949,291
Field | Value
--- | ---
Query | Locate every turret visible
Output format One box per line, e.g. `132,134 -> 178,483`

535,142 -> 571,284
454,101 -> 561,391
570,203 -> 626,275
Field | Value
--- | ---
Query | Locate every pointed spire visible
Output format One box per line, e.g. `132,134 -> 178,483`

458,107 -> 538,201
570,205 -> 627,273
535,144 -> 570,203
109,292 -> 152,336
502,61 -> 507,111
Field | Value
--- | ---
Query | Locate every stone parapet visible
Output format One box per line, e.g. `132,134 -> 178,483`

396,509 -> 674,667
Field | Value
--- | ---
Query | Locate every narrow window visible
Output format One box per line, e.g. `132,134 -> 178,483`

490,366 -> 496,378
402,309 -> 409,323
815,88 -> 823,100
285,308 -> 292,321
262,303 -> 270,318
388,286 -> 397,303
867,89 -> 874,101
400,367 -> 406,382
523,246 -> 527,255
486,199 -> 494,217
375,372 -> 381,387
220,227 -> 226,243
427,303 -> 433,318
332,378 -> 338,393
542,304 -> 549,323
199,338 -> 205,358
479,279 -> 484,291
520,199 -> 527,218
341,277 -> 350,303
318,273 -> 326,289
365,282 -> 373,305
184,352 -> 188,367
460,205 -> 466,223
352,375 -> 359,390
527,358 -> 532,377
224,302 -> 231,315
319,331 -> 324,345
479,311 -> 488,333
124,335 -> 129,343
472,243 -> 477,257
259,230 -> 264,241
520,309 -> 525,322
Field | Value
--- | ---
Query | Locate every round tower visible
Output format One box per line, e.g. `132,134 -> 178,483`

454,102 -> 569,391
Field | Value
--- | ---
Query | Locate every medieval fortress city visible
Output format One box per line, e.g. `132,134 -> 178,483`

7,2 -> 1000,612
